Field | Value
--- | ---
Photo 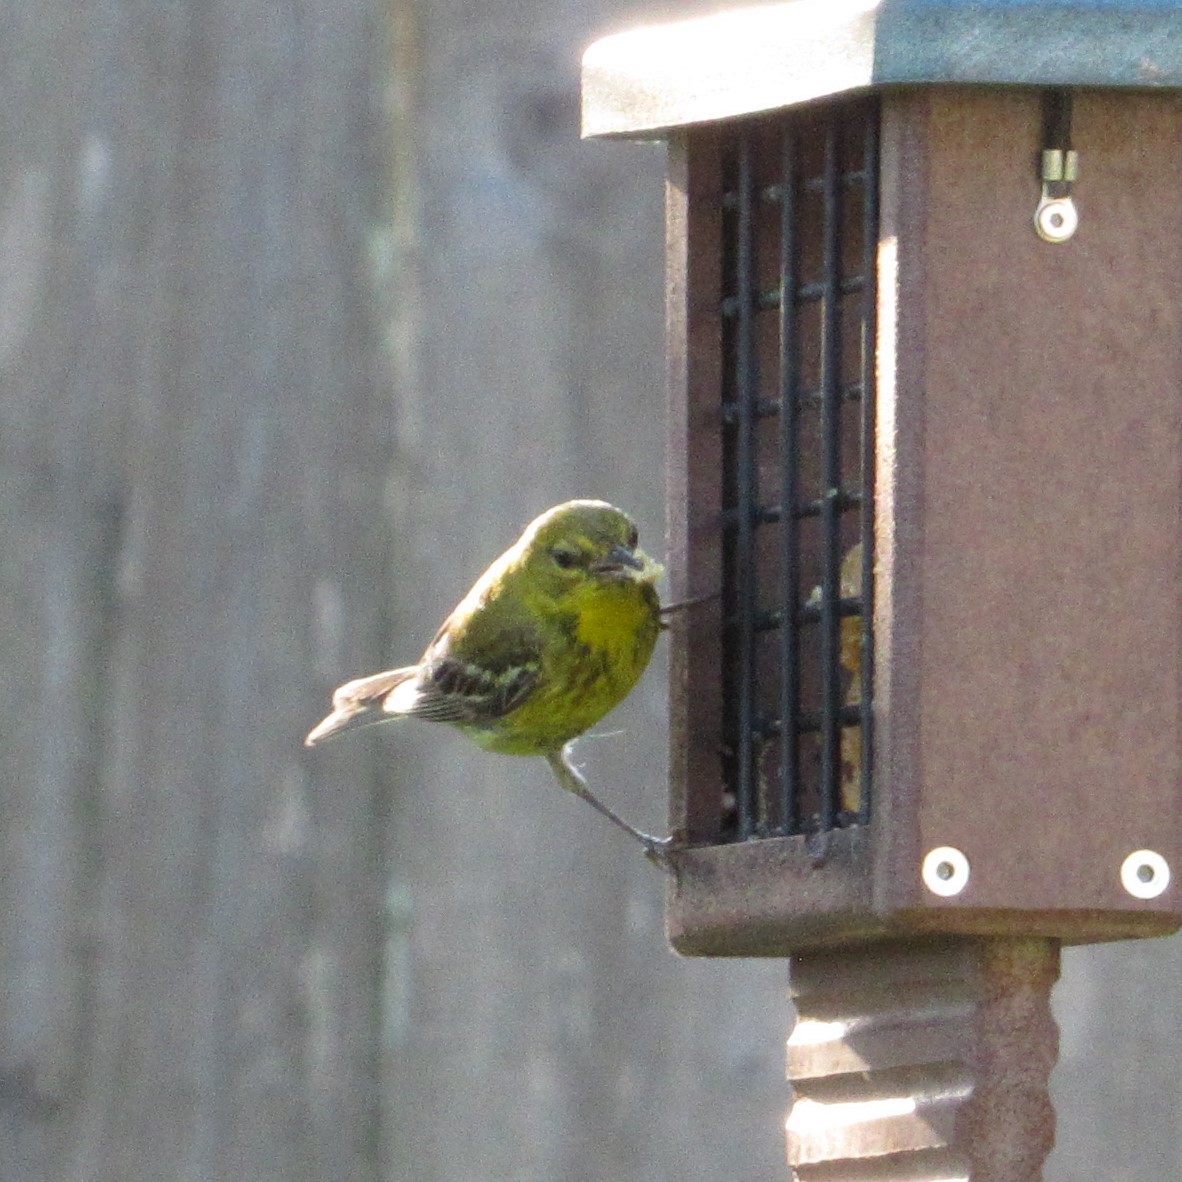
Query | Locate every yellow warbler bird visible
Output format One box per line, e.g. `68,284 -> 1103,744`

306,500 -> 671,863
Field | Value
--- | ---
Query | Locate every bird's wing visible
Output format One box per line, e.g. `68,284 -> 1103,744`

305,650 -> 538,746
401,652 -> 539,724
400,591 -> 543,725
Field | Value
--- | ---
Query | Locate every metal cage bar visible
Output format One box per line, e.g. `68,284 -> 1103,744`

730,129 -> 760,840
718,96 -> 879,842
777,125 -> 802,835
817,114 -> 845,834
857,107 -> 879,825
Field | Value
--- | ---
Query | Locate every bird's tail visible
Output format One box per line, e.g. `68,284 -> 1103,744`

304,667 -> 419,747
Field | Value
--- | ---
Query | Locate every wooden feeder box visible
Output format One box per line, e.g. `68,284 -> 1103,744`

583,0 -> 1182,957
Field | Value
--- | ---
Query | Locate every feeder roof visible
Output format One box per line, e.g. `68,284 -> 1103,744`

582,0 -> 1182,138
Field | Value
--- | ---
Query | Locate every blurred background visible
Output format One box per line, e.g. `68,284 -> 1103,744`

0,0 -> 1178,1178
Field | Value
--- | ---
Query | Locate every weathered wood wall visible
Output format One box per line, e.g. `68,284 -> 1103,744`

0,0 -> 1177,1178
0,1 -> 399,1178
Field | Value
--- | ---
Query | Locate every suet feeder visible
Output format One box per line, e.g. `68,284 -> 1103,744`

584,3 -> 1182,1175
583,0 -> 1182,956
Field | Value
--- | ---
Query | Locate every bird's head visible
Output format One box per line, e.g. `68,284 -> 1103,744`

515,500 -> 664,597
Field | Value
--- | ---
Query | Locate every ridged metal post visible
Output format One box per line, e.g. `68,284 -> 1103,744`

787,937 -> 1060,1180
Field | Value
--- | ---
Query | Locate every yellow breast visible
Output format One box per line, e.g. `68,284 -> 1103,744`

574,585 -> 656,663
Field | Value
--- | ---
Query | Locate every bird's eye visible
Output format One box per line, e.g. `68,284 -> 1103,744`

627,525 -> 639,549
552,547 -> 579,569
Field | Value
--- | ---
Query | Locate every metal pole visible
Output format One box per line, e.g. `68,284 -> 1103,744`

787,937 -> 1060,1180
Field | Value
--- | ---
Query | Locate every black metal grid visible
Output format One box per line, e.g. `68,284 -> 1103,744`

718,97 -> 878,841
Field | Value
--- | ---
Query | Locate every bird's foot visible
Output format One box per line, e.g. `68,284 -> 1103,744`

546,746 -> 679,871
640,834 -> 681,874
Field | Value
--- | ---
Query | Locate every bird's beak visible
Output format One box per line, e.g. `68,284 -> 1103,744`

591,545 -> 663,583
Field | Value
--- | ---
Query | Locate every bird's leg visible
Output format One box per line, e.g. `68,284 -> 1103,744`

545,746 -> 675,872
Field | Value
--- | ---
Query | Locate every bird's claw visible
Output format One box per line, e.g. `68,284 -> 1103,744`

641,834 -> 680,873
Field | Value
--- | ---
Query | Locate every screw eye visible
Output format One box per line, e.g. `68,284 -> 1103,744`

922,846 -> 970,897
1121,850 -> 1171,900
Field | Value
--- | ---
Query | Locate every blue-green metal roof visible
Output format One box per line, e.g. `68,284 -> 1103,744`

582,0 -> 1182,137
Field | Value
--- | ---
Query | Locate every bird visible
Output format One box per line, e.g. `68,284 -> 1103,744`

306,500 -> 673,864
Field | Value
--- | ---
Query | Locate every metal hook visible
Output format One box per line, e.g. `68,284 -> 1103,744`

1035,90 -> 1078,243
